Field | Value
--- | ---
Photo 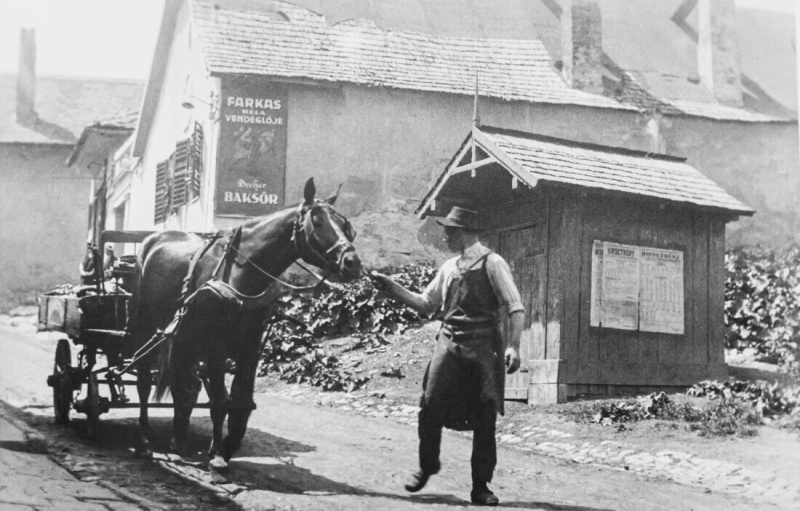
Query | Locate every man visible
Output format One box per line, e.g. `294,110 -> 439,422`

371,206 -> 523,506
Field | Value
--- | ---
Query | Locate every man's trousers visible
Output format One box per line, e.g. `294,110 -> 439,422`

417,400 -> 497,484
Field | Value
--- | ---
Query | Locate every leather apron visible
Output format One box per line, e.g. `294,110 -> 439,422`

421,254 -> 505,431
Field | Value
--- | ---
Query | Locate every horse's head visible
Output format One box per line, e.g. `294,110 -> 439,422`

294,178 -> 362,281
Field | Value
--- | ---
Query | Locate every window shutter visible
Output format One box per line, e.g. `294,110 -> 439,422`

173,139 -> 190,209
190,122 -> 204,199
154,159 -> 169,224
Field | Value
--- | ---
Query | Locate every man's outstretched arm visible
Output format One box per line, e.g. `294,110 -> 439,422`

369,272 -> 437,316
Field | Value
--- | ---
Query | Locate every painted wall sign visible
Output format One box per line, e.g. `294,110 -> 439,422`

591,241 -> 684,334
216,78 -> 287,216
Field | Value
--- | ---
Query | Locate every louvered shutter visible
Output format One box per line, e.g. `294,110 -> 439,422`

190,122 -> 204,199
173,139 -> 190,208
154,159 -> 169,224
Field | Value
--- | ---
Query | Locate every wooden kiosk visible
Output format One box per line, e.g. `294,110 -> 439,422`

417,126 -> 754,404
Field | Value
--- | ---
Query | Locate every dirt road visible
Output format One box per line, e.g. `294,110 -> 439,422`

1,314 -> 796,510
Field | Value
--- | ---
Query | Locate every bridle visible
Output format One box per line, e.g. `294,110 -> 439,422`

292,200 -> 357,274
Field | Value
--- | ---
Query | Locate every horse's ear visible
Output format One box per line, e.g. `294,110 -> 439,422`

326,184 -> 342,205
303,178 -> 316,205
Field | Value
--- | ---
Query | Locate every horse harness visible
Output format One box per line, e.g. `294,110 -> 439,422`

117,203 -> 356,375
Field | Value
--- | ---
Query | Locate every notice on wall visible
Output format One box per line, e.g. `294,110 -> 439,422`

590,241 -> 684,334
216,78 -> 287,216
639,247 -> 685,334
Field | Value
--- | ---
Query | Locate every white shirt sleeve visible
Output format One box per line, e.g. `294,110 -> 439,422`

486,253 -> 525,314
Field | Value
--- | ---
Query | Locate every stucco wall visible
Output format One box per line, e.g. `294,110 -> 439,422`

279,84 -> 797,251
0,144 -> 91,305
130,11 -> 798,256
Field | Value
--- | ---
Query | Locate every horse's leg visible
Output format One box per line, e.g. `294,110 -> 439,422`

223,353 -> 258,461
134,359 -> 153,458
169,352 -> 201,457
223,319 -> 262,461
205,354 -> 231,473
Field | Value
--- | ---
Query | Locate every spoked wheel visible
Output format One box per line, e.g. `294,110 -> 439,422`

49,339 -> 73,424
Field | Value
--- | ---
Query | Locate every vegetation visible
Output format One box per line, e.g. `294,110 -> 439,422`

725,245 -> 800,377
258,261 -> 437,391
258,244 -> 800,437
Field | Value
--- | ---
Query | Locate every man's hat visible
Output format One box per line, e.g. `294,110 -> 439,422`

436,206 -> 480,231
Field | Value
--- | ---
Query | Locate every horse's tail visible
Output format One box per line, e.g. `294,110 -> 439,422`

126,234 -> 159,335
153,331 -> 174,402
127,233 -> 174,402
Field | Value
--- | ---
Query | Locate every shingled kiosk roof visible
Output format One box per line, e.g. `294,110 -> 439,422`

417,126 -> 755,218
189,0 -> 786,123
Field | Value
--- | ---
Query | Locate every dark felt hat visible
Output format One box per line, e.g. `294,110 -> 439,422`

436,206 -> 480,230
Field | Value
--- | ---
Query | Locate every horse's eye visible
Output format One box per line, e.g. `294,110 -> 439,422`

311,213 -> 323,227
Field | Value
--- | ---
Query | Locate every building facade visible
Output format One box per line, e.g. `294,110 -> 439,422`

118,0 -> 796,268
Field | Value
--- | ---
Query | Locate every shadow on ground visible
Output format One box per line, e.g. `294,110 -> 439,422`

3,402 -> 613,510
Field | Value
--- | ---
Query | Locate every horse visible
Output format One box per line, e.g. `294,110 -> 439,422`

127,178 -> 361,473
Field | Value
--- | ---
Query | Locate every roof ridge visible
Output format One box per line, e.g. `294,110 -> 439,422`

479,126 -> 687,163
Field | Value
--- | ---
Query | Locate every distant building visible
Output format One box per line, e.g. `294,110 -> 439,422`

0,29 -> 143,304
119,0 -> 796,266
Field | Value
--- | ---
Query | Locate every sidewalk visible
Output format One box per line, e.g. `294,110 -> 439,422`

0,412 -> 153,510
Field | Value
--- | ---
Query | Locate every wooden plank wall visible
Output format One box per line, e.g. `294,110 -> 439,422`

482,192 -> 549,399
548,189 -> 728,387
547,191 -> 584,383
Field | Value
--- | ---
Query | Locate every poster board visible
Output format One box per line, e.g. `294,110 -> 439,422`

216,78 -> 287,217
590,241 -> 684,334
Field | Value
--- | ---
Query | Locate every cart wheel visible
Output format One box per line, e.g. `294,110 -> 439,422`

51,339 -> 73,424
85,373 -> 101,438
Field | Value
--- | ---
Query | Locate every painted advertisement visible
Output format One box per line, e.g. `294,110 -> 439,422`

216,78 -> 287,216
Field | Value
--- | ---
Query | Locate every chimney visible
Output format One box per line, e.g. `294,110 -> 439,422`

561,0 -> 604,95
16,28 -> 37,123
697,0 -> 743,106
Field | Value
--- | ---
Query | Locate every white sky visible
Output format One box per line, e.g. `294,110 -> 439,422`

0,0 -> 795,81
0,0 -> 163,80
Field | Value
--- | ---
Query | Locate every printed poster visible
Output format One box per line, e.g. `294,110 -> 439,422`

590,241 -> 684,334
639,247 -> 685,334
599,242 -> 640,330
216,78 -> 287,216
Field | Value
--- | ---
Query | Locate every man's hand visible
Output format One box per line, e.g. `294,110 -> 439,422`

368,271 -> 394,300
504,346 -> 520,374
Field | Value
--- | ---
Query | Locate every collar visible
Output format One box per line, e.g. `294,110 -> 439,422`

457,241 -> 490,269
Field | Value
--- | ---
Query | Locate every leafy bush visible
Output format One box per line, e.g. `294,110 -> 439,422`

259,261 -> 437,391
579,388 -> 782,437
688,380 -> 800,421
725,246 -> 800,376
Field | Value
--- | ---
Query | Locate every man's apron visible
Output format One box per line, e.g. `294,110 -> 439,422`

421,254 -> 505,431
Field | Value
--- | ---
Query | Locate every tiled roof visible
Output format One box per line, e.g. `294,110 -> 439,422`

190,0 -> 791,123
0,74 -> 144,144
612,71 -> 787,122
481,127 -> 754,214
191,0 -> 633,111
93,109 -> 139,130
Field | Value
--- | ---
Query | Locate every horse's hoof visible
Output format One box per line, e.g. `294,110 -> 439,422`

170,438 -> 187,458
222,436 -> 240,462
133,446 -> 153,459
209,455 -> 228,472
208,456 -> 230,484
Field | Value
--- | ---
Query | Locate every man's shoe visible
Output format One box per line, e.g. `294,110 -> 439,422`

470,487 -> 500,506
404,470 -> 432,492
